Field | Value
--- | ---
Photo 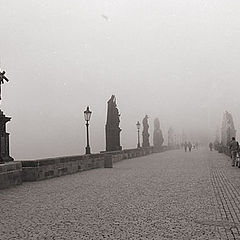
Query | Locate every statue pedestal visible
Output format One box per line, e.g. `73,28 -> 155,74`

0,110 -> 13,163
106,126 -> 122,152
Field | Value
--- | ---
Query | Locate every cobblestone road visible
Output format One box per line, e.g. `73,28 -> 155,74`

1,149 -> 240,239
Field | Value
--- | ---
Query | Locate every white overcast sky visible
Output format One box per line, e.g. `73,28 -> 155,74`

1,0 -> 240,159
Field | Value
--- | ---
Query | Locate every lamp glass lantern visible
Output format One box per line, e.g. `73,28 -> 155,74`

136,121 -> 141,130
84,106 -> 92,122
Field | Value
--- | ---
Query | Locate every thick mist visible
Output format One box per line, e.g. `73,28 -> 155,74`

1,0 -> 240,159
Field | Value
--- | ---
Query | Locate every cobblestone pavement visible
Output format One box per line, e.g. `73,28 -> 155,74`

1,149 -> 240,239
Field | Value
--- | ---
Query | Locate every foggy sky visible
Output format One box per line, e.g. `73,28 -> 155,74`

1,0 -> 240,159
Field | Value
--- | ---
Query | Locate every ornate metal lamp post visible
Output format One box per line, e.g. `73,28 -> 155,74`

136,121 -> 141,148
84,106 -> 92,154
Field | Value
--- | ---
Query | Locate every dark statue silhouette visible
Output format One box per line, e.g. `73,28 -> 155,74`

105,95 -> 122,152
0,70 -> 9,100
221,111 -> 236,146
142,115 -> 150,147
153,118 -> 164,148
0,69 -> 13,163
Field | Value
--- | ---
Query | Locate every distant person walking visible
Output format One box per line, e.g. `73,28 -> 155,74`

184,141 -> 188,152
188,142 -> 192,152
229,137 -> 239,167
209,142 -> 213,151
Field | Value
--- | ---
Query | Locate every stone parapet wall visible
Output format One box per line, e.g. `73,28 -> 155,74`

214,145 -> 231,157
0,162 -> 22,189
21,147 -> 158,182
1,146 -> 173,187
104,146 -> 171,163
222,147 -> 231,157
21,153 -> 111,182
103,147 -> 155,163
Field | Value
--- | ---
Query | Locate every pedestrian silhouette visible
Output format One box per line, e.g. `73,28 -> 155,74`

209,142 -> 213,151
229,137 -> 239,167
188,142 -> 192,152
184,141 -> 188,152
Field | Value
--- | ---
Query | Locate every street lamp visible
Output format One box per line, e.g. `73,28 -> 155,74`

84,106 -> 92,154
136,121 -> 141,148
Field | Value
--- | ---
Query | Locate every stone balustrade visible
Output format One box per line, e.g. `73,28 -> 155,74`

0,146 -> 172,189
102,147 -> 155,163
214,145 -> 231,157
0,161 -> 22,189
21,153 -> 111,182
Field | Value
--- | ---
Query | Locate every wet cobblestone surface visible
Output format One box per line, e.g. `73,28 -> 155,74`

0,149 -> 239,239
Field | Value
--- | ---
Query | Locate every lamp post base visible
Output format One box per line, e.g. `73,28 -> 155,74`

137,143 -> 141,148
85,146 -> 91,154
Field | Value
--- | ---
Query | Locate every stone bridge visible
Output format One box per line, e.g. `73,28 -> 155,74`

1,148 -> 240,239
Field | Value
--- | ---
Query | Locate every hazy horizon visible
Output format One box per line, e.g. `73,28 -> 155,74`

1,0 -> 240,159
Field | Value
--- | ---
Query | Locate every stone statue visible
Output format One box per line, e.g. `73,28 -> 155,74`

0,70 -> 9,100
142,115 -> 150,147
0,69 -> 13,163
221,111 -> 236,146
105,95 -> 122,151
153,118 -> 164,148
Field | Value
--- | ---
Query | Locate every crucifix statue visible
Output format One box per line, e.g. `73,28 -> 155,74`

0,70 -> 9,100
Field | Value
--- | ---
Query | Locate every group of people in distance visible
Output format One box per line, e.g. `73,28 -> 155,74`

183,141 -> 198,152
182,138 -> 240,167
